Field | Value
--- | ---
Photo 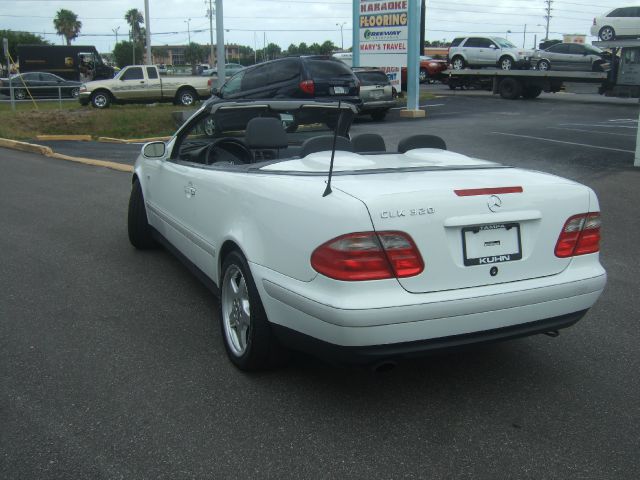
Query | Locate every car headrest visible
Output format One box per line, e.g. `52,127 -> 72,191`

352,133 -> 386,153
300,135 -> 353,158
245,117 -> 288,149
398,134 -> 447,153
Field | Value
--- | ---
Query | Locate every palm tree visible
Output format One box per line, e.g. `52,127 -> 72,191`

53,9 -> 82,46
125,9 -> 144,45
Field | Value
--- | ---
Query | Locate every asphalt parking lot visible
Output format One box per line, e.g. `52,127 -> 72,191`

2,90 -> 639,479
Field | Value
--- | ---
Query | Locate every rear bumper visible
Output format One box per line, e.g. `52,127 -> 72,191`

359,99 -> 396,112
272,309 -> 588,365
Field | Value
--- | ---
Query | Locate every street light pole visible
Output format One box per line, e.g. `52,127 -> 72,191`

336,22 -> 346,50
207,0 -> 215,67
112,26 -> 120,46
144,0 -> 151,65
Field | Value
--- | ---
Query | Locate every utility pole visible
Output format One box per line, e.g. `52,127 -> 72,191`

112,26 -> 120,45
336,22 -> 346,50
185,18 -> 192,44
215,0 -> 225,87
131,27 -> 135,64
543,0 -> 552,41
144,0 -> 151,65
207,0 -> 215,67
523,24 -> 527,48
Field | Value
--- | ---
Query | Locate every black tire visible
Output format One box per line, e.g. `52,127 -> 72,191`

451,56 -> 466,70
91,90 -> 111,108
15,88 -> 26,100
537,59 -> 551,71
599,26 -> 615,41
371,109 -> 388,121
521,86 -> 542,99
69,87 -> 80,98
127,178 -> 157,249
499,56 -> 514,70
219,250 -> 287,371
176,87 -> 198,106
498,77 -> 522,100
419,68 -> 428,83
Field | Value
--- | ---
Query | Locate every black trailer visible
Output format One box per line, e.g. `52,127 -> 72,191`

17,45 -> 115,82
441,39 -> 640,100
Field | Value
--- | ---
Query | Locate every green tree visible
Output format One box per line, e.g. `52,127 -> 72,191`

0,30 -> 50,66
265,42 -> 281,60
286,43 -> 298,55
53,9 -> 82,45
125,9 -> 144,44
237,45 -> 255,65
308,42 -> 321,54
298,42 -> 308,54
113,40 -> 143,68
184,42 -> 206,74
320,40 -> 336,55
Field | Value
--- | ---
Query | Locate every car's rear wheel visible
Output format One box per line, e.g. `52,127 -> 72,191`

419,68 -> 428,83
498,77 -> 522,99
499,56 -> 514,70
220,251 -> 287,371
371,109 -> 388,121
91,91 -> 111,108
15,88 -> 26,100
176,87 -> 198,106
451,56 -> 466,70
537,59 -> 551,71
127,178 -> 157,249
599,26 -> 615,41
70,87 -> 80,98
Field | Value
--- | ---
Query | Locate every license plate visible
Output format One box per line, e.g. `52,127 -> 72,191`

462,223 -> 522,266
332,86 -> 347,95
370,89 -> 384,99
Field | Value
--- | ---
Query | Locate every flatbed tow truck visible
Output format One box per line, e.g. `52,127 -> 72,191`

440,39 -> 640,100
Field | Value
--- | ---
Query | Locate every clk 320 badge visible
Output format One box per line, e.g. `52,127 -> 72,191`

380,207 -> 435,219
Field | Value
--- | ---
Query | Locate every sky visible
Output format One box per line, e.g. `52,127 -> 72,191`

0,0 -> 623,53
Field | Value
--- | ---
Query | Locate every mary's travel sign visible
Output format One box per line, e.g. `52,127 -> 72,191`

359,0 -> 409,87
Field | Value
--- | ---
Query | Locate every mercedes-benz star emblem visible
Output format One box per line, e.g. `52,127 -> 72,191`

488,195 -> 502,212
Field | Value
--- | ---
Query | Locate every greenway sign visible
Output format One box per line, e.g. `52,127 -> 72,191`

359,0 -> 408,88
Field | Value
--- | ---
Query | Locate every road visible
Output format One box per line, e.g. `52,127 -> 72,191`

1,93 -> 639,479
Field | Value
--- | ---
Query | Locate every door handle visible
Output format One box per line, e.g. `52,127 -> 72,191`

139,81 -> 145,84
184,183 -> 197,197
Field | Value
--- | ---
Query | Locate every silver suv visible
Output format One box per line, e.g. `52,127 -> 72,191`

448,36 -> 534,70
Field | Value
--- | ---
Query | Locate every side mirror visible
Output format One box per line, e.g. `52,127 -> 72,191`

142,141 -> 166,158
489,44 -> 497,49
211,87 -> 219,96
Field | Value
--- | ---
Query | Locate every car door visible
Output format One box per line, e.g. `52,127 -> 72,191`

545,44 -> 571,69
39,73 -> 66,97
115,66 -> 147,100
476,38 -> 499,66
460,37 -> 481,65
145,66 -> 162,98
567,44 -> 590,71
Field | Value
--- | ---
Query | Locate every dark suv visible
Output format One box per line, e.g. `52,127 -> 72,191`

209,56 -> 361,107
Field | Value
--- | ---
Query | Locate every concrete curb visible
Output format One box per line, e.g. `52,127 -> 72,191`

35,134 -> 92,141
0,137 -> 133,173
97,136 -> 171,144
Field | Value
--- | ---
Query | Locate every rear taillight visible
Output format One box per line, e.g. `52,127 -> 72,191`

299,79 -> 315,95
207,78 -> 212,87
555,213 -> 601,258
311,231 -> 424,281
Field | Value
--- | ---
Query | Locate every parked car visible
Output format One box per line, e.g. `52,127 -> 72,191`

128,99 -> 606,370
0,72 -> 82,100
353,68 -> 397,121
448,36 -> 534,70
591,6 -> 640,41
208,56 -> 361,109
79,64 -> 211,108
202,63 -> 245,77
400,56 -> 449,88
534,43 -> 606,71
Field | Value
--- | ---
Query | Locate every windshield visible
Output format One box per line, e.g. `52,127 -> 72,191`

493,38 -> 517,49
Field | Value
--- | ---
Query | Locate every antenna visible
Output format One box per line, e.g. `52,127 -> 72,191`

322,101 -> 343,197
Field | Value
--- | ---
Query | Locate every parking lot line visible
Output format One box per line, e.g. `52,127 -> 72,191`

559,123 -> 637,129
491,132 -> 634,153
390,103 -> 445,110
549,127 -> 636,137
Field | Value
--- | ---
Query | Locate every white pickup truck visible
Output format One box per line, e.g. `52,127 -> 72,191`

79,65 -> 211,108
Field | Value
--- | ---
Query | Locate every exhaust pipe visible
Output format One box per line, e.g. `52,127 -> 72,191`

544,330 -> 560,338
371,360 -> 398,373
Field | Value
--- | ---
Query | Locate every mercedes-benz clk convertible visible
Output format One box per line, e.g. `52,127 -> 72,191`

128,100 -> 606,370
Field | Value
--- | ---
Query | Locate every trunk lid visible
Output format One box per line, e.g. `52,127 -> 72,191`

331,166 -> 591,293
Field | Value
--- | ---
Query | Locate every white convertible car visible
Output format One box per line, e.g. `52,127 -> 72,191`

128,100 -> 606,370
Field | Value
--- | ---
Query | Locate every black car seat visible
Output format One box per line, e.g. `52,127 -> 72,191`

245,117 -> 288,161
352,133 -> 386,153
300,135 -> 353,157
397,134 -> 447,153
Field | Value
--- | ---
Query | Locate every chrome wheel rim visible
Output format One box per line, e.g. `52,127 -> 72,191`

452,58 -> 463,70
419,70 -> 427,82
71,88 -> 79,98
94,94 -> 107,107
222,265 -> 251,357
501,59 -> 512,70
538,61 -> 549,71
600,28 -> 613,41
181,92 -> 194,105
16,90 -> 26,100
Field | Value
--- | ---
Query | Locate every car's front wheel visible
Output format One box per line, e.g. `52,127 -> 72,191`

599,26 -> 615,41
537,59 -> 551,71
176,87 -> 198,106
70,87 -> 80,98
14,88 -> 26,100
220,251 -> 287,371
499,56 -> 514,70
91,90 -> 111,108
419,68 -> 428,83
498,77 -> 522,99
127,178 -> 157,249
